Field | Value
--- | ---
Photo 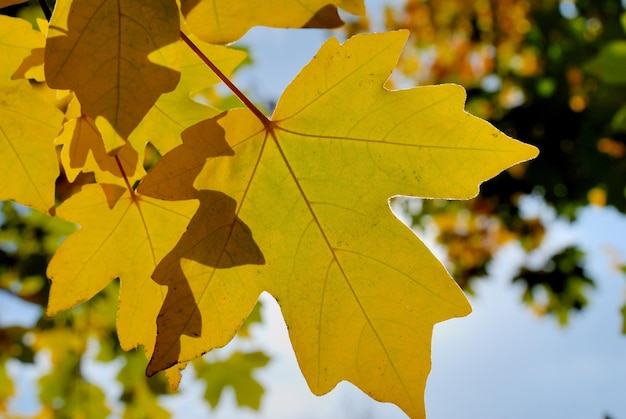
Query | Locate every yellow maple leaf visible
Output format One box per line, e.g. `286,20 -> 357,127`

137,114 -> 235,200
143,30 -> 537,417
55,103 -> 144,186
45,0 -> 181,150
137,123 -> 265,377
0,16 -> 61,214
0,15 -> 45,82
128,34 -> 247,157
180,0 -> 365,44
54,38 -> 245,187
46,184 -> 198,353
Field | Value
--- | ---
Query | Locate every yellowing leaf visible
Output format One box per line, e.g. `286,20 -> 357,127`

0,16 -> 60,213
55,112 -> 144,185
0,15 -> 45,83
14,18 -> 48,82
338,0 -> 365,13
145,30 -> 537,418
13,47 -> 45,82
46,184 -> 198,353
180,0 -> 365,44
137,113 -> 235,200
137,124 -> 265,369
129,35 -> 247,157
146,190 -> 264,374
0,83 -> 62,214
45,0 -> 181,148
0,15 -> 45,81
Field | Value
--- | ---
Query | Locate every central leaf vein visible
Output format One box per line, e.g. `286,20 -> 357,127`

269,131 -> 412,401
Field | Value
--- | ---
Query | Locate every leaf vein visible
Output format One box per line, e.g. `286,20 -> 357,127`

270,131 -> 412,404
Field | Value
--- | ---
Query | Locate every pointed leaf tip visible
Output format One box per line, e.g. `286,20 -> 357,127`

148,27 -> 537,419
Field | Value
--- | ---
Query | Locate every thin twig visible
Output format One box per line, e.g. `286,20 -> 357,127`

115,155 -> 136,198
180,31 -> 272,128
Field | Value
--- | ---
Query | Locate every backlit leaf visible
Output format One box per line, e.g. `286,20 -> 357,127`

137,113 -> 236,200
128,34 -> 247,157
117,350 -> 171,419
0,15 -> 45,82
145,30 -> 537,417
180,0 -> 365,44
46,184 -> 198,353
585,40 -> 626,84
194,351 -> 270,409
0,16 -> 60,213
55,109 -> 144,185
0,82 -> 62,214
45,0 -> 181,149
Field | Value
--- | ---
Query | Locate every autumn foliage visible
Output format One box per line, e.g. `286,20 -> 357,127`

0,0 -> 537,417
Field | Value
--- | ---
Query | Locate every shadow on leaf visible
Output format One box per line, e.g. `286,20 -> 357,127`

146,190 -> 264,376
179,0 -> 347,44
45,0 -> 180,141
137,113 -> 234,201
139,115 -> 264,375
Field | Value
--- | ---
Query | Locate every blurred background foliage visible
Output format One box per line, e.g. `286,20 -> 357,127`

2,0 -> 626,416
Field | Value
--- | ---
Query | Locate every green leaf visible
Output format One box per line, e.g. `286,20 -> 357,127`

195,351 -> 270,409
585,41 -> 626,84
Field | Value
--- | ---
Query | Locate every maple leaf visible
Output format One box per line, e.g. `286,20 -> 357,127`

137,120 -> 265,372
0,83 -> 62,214
143,30 -> 537,417
180,0 -> 365,44
45,0 -> 181,150
10,23 -> 46,83
194,350 -> 270,409
0,15 -> 45,82
127,33 -> 247,157
46,184 -> 198,354
0,16 -> 62,213
137,114 -> 235,200
55,100 -> 144,186
54,38 -> 246,188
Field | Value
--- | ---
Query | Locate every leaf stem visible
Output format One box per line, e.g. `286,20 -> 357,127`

38,0 -> 52,21
115,155 -> 136,198
179,31 -> 273,129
